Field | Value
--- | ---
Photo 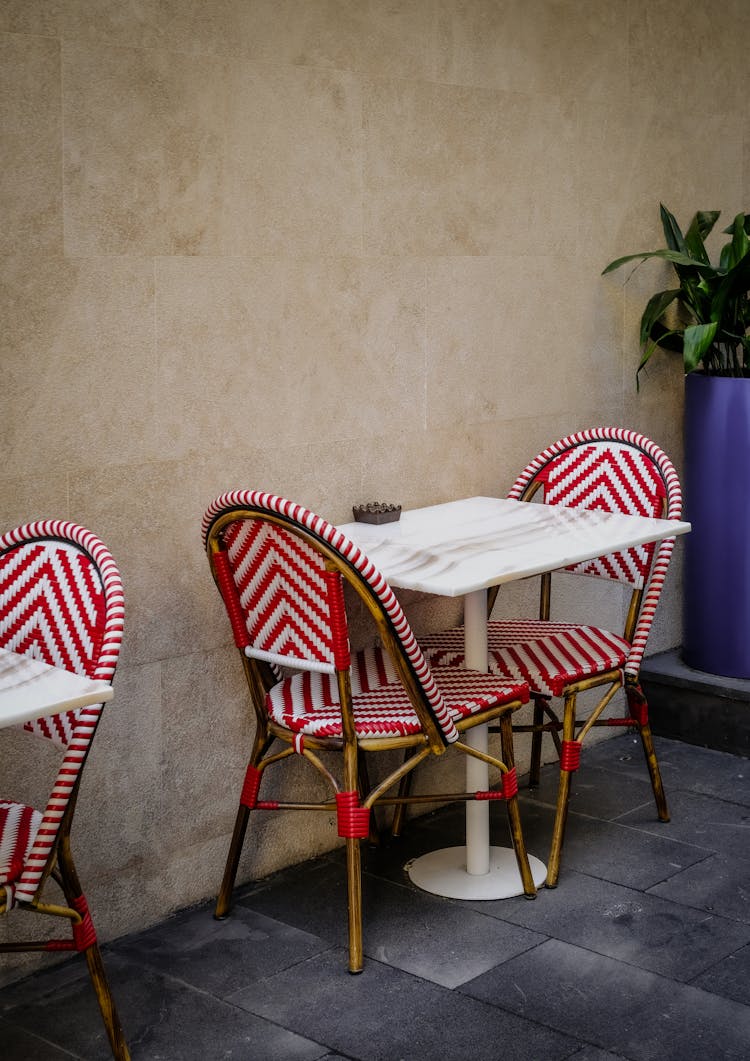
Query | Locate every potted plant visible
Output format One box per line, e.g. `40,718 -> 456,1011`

603,204 -> 750,678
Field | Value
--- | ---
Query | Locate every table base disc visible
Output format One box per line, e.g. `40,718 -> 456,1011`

406,846 -> 547,900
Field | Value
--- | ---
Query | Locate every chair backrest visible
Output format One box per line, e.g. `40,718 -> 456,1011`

507,428 -> 682,674
202,490 -> 459,747
0,521 -> 124,901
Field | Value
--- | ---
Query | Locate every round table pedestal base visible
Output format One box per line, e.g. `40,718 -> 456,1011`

406,846 -> 547,900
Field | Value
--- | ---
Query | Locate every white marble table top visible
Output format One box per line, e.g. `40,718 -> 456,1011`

337,496 -> 691,596
0,646 -> 113,729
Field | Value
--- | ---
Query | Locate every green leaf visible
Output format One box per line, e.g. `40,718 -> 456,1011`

682,322 -> 719,373
601,248 -> 710,275
722,212 -> 750,236
639,288 -> 681,345
636,327 -> 683,387
721,213 -> 750,270
660,203 -> 686,252
684,211 -> 720,263
646,319 -> 684,353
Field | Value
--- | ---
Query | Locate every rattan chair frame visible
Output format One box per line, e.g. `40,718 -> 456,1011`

203,493 -> 536,973
496,429 -> 681,885
419,428 -> 683,888
0,521 -> 129,1060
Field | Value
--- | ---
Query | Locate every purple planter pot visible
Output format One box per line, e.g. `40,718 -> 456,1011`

683,372 -> 750,677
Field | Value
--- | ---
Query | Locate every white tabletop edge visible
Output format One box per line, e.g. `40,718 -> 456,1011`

0,647 -> 114,729
337,496 -> 691,597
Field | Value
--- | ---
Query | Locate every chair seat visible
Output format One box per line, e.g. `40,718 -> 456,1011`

266,645 -> 529,739
0,801 -> 42,887
420,621 -> 630,698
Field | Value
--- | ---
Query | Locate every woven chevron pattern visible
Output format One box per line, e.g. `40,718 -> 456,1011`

266,645 -> 529,738
0,521 -> 123,905
0,802 -> 41,888
223,517 -> 337,670
421,621 -> 630,698
534,442 -> 664,586
203,491 -> 465,743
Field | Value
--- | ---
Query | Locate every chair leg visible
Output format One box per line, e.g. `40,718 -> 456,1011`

57,838 -> 130,1060
389,752 -> 414,838
357,751 -> 380,846
84,942 -> 131,1060
546,692 -> 578,888
345,835 -> 364,973
528,697 -> 546,788
627,683 -> 670,822
340,738 -> 366,974
215,802 -> 251,919
498,714 -> 536,898
639,722 -> 670,820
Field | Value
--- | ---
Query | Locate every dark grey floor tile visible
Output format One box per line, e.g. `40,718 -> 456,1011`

0,1018 -> 80,1060
691,942 -> 750,1006
386,799 -> 520,861
616,787 -> 750,857
506,797 -> 707,890
230,946 -> 578,1061
588,736 -> 750,807
461,937 -> 750,1061
518,760 -> 657,822
647,850 -> 750,923
5,955 -> 328,1061
240,857 -> 546,987
470,869 -> 750,981
115,901 -> 332,996
565,1048 -> 630,1061
0,957 -> 90,1016
657,740 -> 750,806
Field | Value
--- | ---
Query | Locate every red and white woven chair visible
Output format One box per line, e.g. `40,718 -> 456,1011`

0,522 -> 128,1060
419,428 -> 683,887
203,491 -> 536,973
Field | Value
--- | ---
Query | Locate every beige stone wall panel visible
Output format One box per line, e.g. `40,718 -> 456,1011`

154,256 -> 426,458
62,40 -> 229,256
433,0 -> 628,101
364,79 -> 578,256
0,33 -> 62,255
1,255 -> 156,476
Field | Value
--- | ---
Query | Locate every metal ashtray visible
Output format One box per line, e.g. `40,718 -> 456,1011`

352,502 -> 402,524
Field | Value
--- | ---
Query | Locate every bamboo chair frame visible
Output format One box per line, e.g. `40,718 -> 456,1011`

0,522 -> 129,1060
419,428 -> 683,888
203,493 -> 536,973
494,430 -> 681,885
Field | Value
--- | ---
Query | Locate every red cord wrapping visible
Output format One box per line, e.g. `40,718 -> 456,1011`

44,893 -> 97,952
475,767 -> 518,800
626,685 -> 649,727
501,767 -> 518,799
71,893 -> 97,951
241,764 -> 262,808
560,740 -> 582,771
213,549 -> 251,650
323,570 -> 351,671
336,791 -> 370,838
